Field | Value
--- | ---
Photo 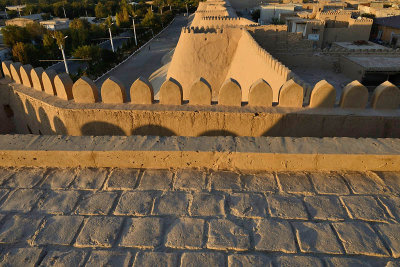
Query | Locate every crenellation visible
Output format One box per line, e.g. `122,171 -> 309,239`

42,69 -> 57,96
20,65 -> 33,88
10,62 -> 22,84
130,77 -> 154,105
54,73 -> 74,101
101,76 -> 127,104
30,67 -> 44,92
72,76 -> 99,104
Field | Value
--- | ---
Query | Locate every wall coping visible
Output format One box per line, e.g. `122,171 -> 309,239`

0,135 -> 399,171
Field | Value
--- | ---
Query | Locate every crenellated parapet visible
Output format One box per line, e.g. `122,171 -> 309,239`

2,60 -> 400,137
2,60 -> 399,110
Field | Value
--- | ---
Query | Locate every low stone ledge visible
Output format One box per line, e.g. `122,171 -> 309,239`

0,135 -> 399,171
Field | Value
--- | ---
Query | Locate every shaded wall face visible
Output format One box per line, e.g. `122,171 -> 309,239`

380,26 -> 400,42
322,24 -> 372,44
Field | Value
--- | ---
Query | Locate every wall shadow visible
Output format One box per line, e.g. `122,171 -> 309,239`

131,125 -> 176,136
38,107 -> 55,135
53,116 -> 68,135
25,99 -> 40,134
81,121 -> 126,136
199,130 -> 237,137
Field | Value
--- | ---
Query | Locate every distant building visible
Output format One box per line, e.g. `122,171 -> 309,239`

5,18 -> 35,27
374,15 -> 400,47
40,18 -> 70,30
259,4 -> 301,24
5,13 -> 44,27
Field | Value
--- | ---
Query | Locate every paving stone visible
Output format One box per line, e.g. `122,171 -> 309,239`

304,196 -> 348,220
165,218 -> 205,249
40,249 -> 87,266
342,171 -> 390,195
174,169 -> 207,191
181,252 -> 226,267
309,172 -> 350,195
86,250 -> 132,267
380,196 -> 400,221
0,248 -> 42,266
190,192 -> 225,216
105,168 -> 140,190
267,195 -> 308,220
35,216 -> 84,245
253,219 -> 296,253
210,171 -> 241,191
324,257 -> 379,267
120,217 -> 163,248
137,169 -> 173,190
332,222 -> 390,256
229,193 -> 267,218
241,172 -> 277,192
375,223 -> 400,258
75,216 -> 124,247
375,172 -> 400,195
70,168 -> 109,190
341,196 -> 392,222
75,191 -> 118,215
153,191 -> 189,216
0,168 -> 14,186
2,167 -> 45,188
0,189 -> 43,212
293,222 -> 342,254
0,214 -> 43,244
275,256 -> 324,267
134,252 -> 178,266
207,219 -> 250,250
228,254 -> 272,267
36,190 -> 80,214
40,168 -> 77,189
276,172 -> 314,194
114,191 -> 154,215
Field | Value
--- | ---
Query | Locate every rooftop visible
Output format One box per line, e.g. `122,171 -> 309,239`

0,167 -> 398,265
344,55 -> 400,70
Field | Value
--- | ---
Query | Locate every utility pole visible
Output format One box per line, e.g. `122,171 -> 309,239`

186,3 -> 188,16
108,23 -> 115,52
132,16 -> 138,46
53,35 -> 69,74
63,6 -> 66,18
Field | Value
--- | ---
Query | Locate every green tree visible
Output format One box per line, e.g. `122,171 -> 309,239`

12,42 -> 39,65
69,18 -> 90,48
1,26 -> 30,47
95,2 -> 108,18
141,8 -> 161,30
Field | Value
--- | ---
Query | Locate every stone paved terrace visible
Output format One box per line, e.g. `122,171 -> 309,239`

0,167 -> 399,266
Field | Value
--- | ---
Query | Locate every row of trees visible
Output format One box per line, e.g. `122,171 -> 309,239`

2,0 -> 200,79
1,0 -> 200,20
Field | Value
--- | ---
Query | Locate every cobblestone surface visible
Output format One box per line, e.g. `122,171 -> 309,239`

0,168 -> 399,266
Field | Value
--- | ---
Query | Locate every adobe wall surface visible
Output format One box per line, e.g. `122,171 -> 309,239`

167,28 -> 242,100
2,79 -> 400,138
225,30 -> 290,101
1,134 -> 400,171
